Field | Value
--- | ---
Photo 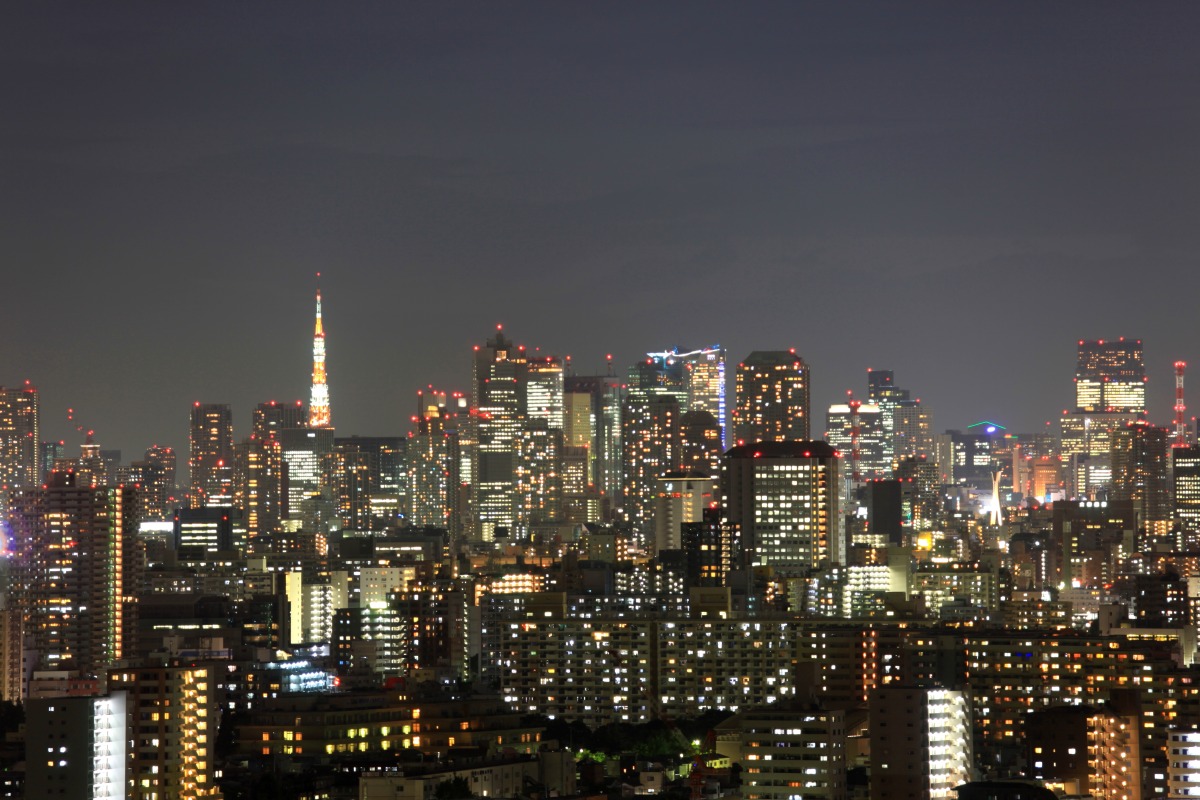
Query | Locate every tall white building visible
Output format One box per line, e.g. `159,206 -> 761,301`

869,686 -> 972,800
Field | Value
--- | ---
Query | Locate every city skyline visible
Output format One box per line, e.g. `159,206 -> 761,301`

7,5 -> 1200,459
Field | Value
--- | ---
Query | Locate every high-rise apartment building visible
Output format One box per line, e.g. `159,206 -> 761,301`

733,350 -> 810,444
8,473 -> 138,683
0,382 -> 39,490
188,403 -> 234,509
138,444 -> 177,519
108,663 -> 225,799
869,686 -> 972,800
893,399 -> 934,462
407,389 -> 464,536
741,704 -> 847,800
471,328 -> 528,541
722,441 -> 841,571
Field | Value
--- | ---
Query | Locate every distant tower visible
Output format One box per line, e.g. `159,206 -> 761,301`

1175,361 -> 1188,447
1074,337 -> 1146,414
471,326 -> 528,541
732,350 -> 810,445
0,382 -> 40,491
189,403 -> 234,508
308,281 -> 332,428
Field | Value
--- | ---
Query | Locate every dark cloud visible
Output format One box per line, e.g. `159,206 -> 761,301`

3,3 -> 1200,456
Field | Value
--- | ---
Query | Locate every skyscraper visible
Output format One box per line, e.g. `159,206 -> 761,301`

1172,446 -> 1200,549
407,389 -> 464,536
647,346 -> 727,448
128,444 -> 176,520
188,403 -> 233,509
825,401 -> 888,480
237,401 -> 303,543
309,285 -> 332,428
1111,421 -> 1171,542
525,355 -> 564,429
733,350 -> 810,445
471,327 -> 527,541
621,359 -> 686,533
564,374 -> 623,512
333,435 -> 407,532
0,382 -> 39,491
722,441 -> 841,570
1075,338 -> 1146,413
1062,338 -> 1146,497
9,473 -> 138,683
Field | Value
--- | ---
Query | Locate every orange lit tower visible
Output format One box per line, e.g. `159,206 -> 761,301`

308,279 -> 331,428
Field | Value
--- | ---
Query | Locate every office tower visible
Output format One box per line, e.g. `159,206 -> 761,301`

564,374 -> 623,510
679,409 -> 722,478
0,382 -> 39,490
513,420 -> 564,537
188,403 -> 233,508
137,444 -> 177,519
280,426 -> 335,522
333,436 -> 407,532
732,350 -> 810,444
648,346 -> 728,447
38,440 -> 64,484
869,686 -> 972,800
525,354 -> 564,429
652,471 -> 714,553
740,704 -> 847,800
722,441 -> 841,571
254,399 -> 305,439
407,389 -> 463,536
1075,337 -> 1146,413
825,401 -> 888,480
1174,446 -> 1200,549
942,422 -> 1006,490
1062,339 -> 1146,495
108,663 -> 224,799
174,505 -> 243,556
471,327 -> 527,541
622,359 -> 685,533
309,286 -> 332,428
1111,421 -> 1171,542
8,473 -> 138,682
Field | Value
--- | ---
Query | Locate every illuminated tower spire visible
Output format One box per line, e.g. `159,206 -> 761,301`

309,276 -> 331,428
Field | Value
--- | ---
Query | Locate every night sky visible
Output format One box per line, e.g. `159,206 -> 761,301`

6,4 -> 1200,460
